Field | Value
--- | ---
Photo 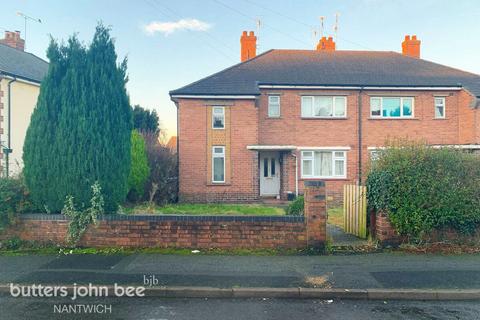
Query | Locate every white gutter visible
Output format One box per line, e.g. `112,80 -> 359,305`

0,73 -> 41,87
170,95 -> 257,99
258,85 -> 462,91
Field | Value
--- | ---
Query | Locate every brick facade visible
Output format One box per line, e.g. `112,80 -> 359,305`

176,89 -> 478,205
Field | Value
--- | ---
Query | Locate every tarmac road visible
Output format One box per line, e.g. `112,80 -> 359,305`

0,296 -> 479,320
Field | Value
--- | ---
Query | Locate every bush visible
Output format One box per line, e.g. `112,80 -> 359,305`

143,132 -> 178,204
127,130 -> 150,201
286,196 -> 304,216
23,24 -> 132,213
366,140 -> 480,239
62,181 -> 104,245
0,176 -> 36,230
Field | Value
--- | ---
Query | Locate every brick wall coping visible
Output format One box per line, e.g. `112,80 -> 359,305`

19,214 -> 304,223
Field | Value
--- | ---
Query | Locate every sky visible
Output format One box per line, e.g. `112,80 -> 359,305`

1,0 -> 480,138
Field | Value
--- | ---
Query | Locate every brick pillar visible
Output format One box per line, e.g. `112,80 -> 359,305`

376,210 -> 403,246
304,180 -> 327,248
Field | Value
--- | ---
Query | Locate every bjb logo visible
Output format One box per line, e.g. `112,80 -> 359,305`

143,275 -> 159,287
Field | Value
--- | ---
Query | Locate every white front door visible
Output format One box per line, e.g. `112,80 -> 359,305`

260,152 -> 280,196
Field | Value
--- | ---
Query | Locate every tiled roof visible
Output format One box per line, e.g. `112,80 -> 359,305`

0,43 -> 48,83
170,50 -> 480,98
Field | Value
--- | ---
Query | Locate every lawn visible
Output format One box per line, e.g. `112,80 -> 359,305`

327,207 -> 343,228
122,203 -> 286,216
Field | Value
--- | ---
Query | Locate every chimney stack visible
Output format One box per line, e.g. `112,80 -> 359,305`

240,31 -> 256,62
316,36 -> 336,51
0,31 -> 25,51
402,35 -> 420,58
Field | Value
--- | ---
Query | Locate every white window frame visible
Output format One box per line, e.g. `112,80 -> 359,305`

212,106 -> 225,129
301,96 -> 347,118
268,95 -> 281,118
212,146 -> 225,183
301,150 -> 347,179
370,97 -> 414,118
434,97 -> 446,119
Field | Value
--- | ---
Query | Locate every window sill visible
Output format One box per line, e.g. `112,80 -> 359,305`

301,117 -> 348,120
300,177 -> 347,181
433,118 -> 448,120
265,116 -> 282,120
207,182 -> 231,186
368,117 -> 418,120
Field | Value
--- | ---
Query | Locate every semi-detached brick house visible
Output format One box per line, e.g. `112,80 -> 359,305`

170,32 -> 480,204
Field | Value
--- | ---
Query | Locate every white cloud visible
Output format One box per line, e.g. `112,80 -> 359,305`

144,19 -> 212,36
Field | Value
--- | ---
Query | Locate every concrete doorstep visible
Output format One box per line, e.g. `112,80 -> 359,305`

0,284 -> 480,301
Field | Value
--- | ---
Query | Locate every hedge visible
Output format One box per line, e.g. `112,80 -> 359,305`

366,141 -> 480,239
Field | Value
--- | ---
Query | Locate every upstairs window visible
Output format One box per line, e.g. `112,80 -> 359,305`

434,97 -> 445,119
268,95 -> 281,117
370,97 -> 414,118
212,146 -> 225,183
301,96 -> 346,118
212,107 -> 225,129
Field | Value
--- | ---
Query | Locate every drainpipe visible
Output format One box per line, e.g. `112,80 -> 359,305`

357,87 -> 364,184
291,151 -> 298,197
6,77 -> 17,178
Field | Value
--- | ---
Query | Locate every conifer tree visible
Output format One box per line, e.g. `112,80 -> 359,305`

23,24 -> 132,212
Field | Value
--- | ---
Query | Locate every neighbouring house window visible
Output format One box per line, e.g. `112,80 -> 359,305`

369,150 -> 382,162
212,146 -> 225,183
301,96 -> 346,118
434,97 -> 445,118
212,107 -> 225,129
370,97 -> 414,118
301,150 -> 346,178
268,95 -> 281,117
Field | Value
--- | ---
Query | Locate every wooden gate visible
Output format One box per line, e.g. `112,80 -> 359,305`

343,184 -> 367,238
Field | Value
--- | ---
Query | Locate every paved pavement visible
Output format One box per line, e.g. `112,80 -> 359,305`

0,296 -> 479,320
1,252 -> 480,289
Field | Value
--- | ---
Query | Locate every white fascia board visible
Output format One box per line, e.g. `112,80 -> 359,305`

297,146 -> 351,151
259,85 -> 361,90
259,85 -> 462,91
0,74 -> 41,87
171,95 -> 257,99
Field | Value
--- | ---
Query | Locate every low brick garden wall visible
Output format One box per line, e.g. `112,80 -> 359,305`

1,181 -> 327,250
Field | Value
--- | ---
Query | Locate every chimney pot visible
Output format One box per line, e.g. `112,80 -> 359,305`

316,36 -> 336,51
240,30 -> 257,62
0,30 -> 25,51
401,34 -> 421,58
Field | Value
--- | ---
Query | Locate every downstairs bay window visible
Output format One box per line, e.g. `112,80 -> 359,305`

301,150 -> 346,179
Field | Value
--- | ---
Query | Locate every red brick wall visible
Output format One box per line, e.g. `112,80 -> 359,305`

176,89 -> 478,205
2,182 -> 327,249
177,98 -> 259,202
2,215 -> 307,249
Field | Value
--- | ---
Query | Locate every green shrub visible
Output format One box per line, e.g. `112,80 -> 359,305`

286,196 -> 304,216
23,24 -> 132,213
0,176 -> 36,230
366,140 -> 480,239
127,130 -> 150,201
62,181 -> 104,245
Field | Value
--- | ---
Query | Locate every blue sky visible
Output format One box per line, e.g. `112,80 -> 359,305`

2,0 -> 479,137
